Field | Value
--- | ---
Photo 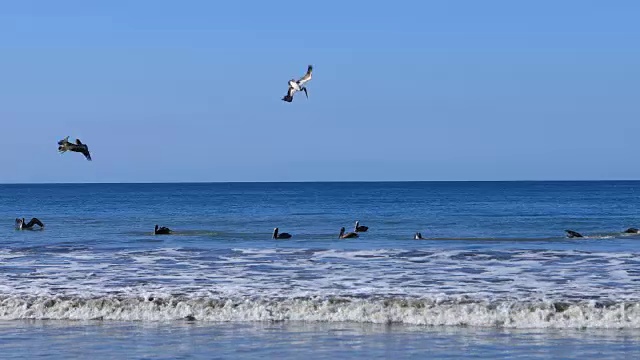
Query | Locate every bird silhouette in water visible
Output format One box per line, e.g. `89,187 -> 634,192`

15,217 -> 44,230
272,228 -> 292,239
339,227 -> 358,239
354,221 -> 368,232
154,225 -> 172,235
565,230 -> 583,238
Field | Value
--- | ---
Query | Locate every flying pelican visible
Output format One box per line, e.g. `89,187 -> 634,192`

282,65 -> 313,103
58,136 -> 92,161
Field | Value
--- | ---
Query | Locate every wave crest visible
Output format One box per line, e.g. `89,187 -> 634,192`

2,295 -> 640,328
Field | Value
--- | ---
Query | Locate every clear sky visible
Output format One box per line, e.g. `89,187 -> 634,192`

1,0 -> 639,183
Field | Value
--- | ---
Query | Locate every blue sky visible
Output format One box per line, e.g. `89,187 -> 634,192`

1,0 -> 639,182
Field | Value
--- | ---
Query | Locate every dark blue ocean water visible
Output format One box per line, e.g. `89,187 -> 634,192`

2,181 -> 640,358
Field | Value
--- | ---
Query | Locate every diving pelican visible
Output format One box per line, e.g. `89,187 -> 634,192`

282,65 -> 313,102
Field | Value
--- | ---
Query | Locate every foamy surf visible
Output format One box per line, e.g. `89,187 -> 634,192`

1,295 -> 640,328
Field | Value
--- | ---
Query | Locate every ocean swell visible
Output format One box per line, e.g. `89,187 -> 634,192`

1,295 -> 640,328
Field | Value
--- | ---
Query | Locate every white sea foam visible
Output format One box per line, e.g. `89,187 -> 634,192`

313,249 -> 391,260
1,247 -> 640,310
1,295 -> 640,328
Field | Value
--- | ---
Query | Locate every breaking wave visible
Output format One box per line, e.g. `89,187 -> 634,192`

2,295 -> 640,329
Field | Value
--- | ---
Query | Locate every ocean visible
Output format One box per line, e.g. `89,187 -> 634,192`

1,181 -> 640,358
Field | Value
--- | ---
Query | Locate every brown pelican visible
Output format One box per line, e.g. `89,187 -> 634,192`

282,65 -> 313,102
565,230 -> 583,238
623,228 -> 639,234
339,227 -> 358,239
58,136 -> 92,161
15,217 -> 44,230
154,225 -> 172,235
272,227 -> 292,239
414,232 -> 424,240
354,221 -> 368,233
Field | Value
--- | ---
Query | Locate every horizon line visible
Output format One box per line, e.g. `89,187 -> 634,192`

1,179 -> 639,185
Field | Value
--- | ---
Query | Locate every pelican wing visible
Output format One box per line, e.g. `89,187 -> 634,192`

81,145 -> 92,161
29,218 -> 44,227
297,65 -> 313,86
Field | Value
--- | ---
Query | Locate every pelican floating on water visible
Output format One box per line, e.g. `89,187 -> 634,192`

154,225 -> 172,235
565,230 -> 583,238
282,65 -> 313,103
58,136 -> 92,161
339,227 -> 358,239
354,221 -> 368,233
15,217 -> 44,230
272,227 -> 292,239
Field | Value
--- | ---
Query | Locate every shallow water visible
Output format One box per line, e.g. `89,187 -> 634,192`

1,182 -> 640,357
2,321 -> 640,359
